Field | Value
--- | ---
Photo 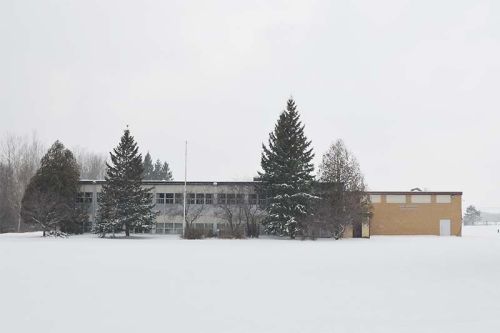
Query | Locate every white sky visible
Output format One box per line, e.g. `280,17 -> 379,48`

1,0 -> 499,212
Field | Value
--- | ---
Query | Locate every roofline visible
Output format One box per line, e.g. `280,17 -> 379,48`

78,180 -> 462,195
78,180 -> 258,186
368,191 -> 463,195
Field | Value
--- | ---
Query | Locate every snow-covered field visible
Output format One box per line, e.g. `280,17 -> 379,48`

1,226 -> 499,333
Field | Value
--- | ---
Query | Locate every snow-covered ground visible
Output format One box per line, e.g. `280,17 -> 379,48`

1,226 -> 499,333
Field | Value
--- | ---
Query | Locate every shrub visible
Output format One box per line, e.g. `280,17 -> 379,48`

182,226 -> 216,239
218,226 -> 245,239
182,226 -> 205,239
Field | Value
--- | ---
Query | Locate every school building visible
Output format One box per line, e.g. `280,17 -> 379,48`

78,180 -> 462,237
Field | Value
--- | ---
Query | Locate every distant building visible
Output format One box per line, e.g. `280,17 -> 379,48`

78,180 -> 462,237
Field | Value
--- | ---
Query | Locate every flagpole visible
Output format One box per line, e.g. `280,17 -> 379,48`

183,140 -> 187,237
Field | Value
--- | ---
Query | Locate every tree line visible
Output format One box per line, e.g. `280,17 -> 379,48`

1,97 -> 370,239
0,133 -> 173,234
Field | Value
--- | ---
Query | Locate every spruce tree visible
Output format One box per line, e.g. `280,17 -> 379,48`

21,141 -> 85,235
258,98 -> 315,239
160,161 -> 173,180
96,128 -> 157,237
142,152 -> 154,180
153,159 -> 162,179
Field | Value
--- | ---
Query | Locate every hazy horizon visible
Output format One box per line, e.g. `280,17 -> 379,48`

1,0 -> 499,212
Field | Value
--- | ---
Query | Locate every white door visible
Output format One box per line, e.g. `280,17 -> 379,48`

440,219 -> 451,236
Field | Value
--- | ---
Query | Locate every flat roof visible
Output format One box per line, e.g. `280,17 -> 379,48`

79,180 -> 257,186
368,191 -> 462,195
78,180 -> 462,195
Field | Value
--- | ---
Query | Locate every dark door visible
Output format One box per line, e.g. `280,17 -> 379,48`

353,223 -> 362,238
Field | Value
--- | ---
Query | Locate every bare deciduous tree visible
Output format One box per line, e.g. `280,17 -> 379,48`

216,186 -> 264,238
185,194 -> 206,227
72,147 -> 107,179
0,133 -> 44,232
310,139 -> 371,239
0,163 -> 18,233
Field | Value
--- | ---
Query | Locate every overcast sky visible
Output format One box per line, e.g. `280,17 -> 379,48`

1,0 -> 499,212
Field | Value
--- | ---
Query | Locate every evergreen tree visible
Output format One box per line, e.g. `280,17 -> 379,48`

258,98 -> 315,239
153,159 -> 162,179
96,128 -> 157,237
464,205 -> 481,225
21,141 -> 85,235
142,152 -> 154,180
160,161 -> 173,180
143,154 -> 173,180
93,186 -> 120,237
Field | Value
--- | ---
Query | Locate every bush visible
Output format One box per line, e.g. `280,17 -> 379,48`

182,226 -> 216,239
218,226 -> 245,239
44,230 -> 69,238
182,227 -> 205,239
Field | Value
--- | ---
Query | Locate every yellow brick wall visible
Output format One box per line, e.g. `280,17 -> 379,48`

369,193 -> 462,236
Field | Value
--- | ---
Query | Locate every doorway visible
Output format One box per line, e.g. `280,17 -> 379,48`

353,223 -> 362,238
439,219 -> 451,236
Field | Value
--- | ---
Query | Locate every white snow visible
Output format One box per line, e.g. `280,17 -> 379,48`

1,226 -> 500,333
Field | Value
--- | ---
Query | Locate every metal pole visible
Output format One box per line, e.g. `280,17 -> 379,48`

183,140 -> 187,236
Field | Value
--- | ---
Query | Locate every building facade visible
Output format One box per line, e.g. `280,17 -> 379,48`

368,191 -> 462,236
79,180 -> 463,237
79,180 -> 261,235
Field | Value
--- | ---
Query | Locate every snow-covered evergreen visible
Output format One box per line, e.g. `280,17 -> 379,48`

258,98 -> 315,239
95,129 -> 157,237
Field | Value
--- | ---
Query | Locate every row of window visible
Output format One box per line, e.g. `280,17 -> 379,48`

77,192 -> 264,206
370,194 -> 452,204
155,222 -> 183,234
155,193 -> 263,205
154,222 -> 232,234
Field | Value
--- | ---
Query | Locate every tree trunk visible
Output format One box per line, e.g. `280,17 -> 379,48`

125,225 -> 130,237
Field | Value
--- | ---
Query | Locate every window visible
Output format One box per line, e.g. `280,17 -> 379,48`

217,223 -> 228,230
205,193 -> 213,205
165,223 -> 183,234
196,193 -> 205,204
227,193 -> 236,205
369,194 -> 381,203
436,195 -> 451,203
411,195 -> 431,203
77,192 -> 93,203
174,193 -> 183,204
236,194 -> 244,204
188,193 -> 196,204
156,193 -> 165,204
249,194 -> 258,205
165,193 -> 174,204
258,196 -> 267,206
217,193 -> 227,205
156,222 -> 165,234
194,223 -> 213,230
386,195 -> 406,204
